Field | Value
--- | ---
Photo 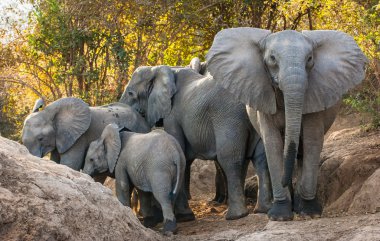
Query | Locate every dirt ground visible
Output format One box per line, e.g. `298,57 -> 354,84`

166,112 -> 380,240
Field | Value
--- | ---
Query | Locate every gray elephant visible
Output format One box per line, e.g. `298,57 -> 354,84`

120,65 -> 272,220
22,97 -> 150,171
83,124 -> 185,234
187,57 -> 267,204
187,57 -> 208,75
206,27 -> 367,220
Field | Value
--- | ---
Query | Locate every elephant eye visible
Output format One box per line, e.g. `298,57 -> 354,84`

38,137 -> 43,142
308,56 -> 313,62
128,91 -> 134,97
270,55 -> 276,62
90,158 -> 94,162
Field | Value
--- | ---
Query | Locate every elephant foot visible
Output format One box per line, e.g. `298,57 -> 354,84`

143,216 -> 159,228
225,205 -> 248,220
297,197 -> 322,218
212,194 -> 227,204
268,199 -> 293,221
163,219 -> 177,235
253,202 -> 272,214
175,212 -> 195,222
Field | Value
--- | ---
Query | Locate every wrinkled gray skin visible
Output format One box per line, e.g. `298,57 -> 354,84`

207,28 -> 367,221
120,65 -> 272,220
83,124 -> 185,234
22,97 -> 150,172
188,57 -> 269,204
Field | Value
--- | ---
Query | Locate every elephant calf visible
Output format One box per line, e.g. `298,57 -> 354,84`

83,124 -> 186,234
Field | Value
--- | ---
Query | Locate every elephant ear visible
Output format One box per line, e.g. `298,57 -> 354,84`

32,98 -> 45,113
189,57 -> 201,73
45,97 -> 91,153
206,27 -> 276,114
302,30 -> 368,113
147,66 -> 176,127
102,124 -> 121,173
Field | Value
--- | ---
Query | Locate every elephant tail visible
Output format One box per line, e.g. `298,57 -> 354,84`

171,143 -> 186,199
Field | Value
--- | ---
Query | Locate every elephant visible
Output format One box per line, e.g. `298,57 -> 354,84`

83,124 -> 186,234
187,57 -> 208,75
32,98 -> 45,113
22,97 -> 150,171
187,57 -> 266,204
206,27 -> 367,220
119,65 -> 272,220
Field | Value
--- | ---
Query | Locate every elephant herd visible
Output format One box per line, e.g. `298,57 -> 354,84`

21,28 -> 367,234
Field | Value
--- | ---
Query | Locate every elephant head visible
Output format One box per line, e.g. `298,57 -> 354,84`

119,65 -> 176,127
83,123 -> 121,176
22,97 -> 91,157
207,27 -> 367,187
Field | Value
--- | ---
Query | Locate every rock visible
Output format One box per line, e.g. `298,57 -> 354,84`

0,137 -> 161,241
244,175 -> 258,200
190,160 -> 216,200
236,212 -> 380,241
318,127 -> 380,214
349,168 -> 380,213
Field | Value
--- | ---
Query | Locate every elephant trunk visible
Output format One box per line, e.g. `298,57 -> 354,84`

29,147 -> 43,158
280,74 -> 306,188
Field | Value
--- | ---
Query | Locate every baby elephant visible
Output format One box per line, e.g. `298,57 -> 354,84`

83,124 -> 186,234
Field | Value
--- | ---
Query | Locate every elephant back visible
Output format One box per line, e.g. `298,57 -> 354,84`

89,103 -> 150,139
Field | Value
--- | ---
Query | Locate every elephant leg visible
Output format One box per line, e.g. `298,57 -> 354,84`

217,158 -> 247,220
257,112 -> 293,221
297,113 -> 324,217
174,187 -> 195,222
151,196 -> 164,223
115,168 -> 131,207
164,119 -> 194,203
152,191 -> 177,234
213,160 -> 227,204
139,191 -> 159,228
215,128 -> 248,220
252,140 -> 272,213
184,159 -> 194,200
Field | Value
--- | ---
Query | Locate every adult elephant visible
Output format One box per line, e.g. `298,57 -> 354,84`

120,65 -> 272,220
187,57 -> 263,204
206,27 -> 367,221
22,97 -> 150,171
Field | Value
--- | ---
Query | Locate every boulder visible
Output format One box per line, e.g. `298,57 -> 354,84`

0,137 -> 161,241
244,175 -> 258,201
318,127 -> 380,214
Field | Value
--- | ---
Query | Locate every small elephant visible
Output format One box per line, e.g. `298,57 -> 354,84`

207,28 -> 367,220
120,65 -> 272,220
22,97 -> 150,172
83,124 -> 186,234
